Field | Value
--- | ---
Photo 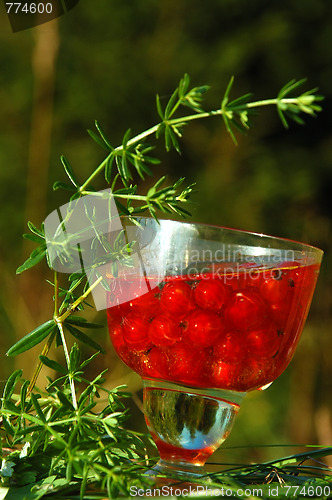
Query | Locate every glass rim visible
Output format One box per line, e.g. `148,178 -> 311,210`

121,216 -> 324,257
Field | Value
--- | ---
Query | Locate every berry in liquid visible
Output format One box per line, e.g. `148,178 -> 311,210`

107,262 -> 319,392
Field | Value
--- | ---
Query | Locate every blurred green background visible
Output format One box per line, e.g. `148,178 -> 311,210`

0,0 -> 331,469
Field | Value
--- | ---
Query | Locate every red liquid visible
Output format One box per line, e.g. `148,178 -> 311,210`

149,430 -> 214,466
107,262 -> 319,392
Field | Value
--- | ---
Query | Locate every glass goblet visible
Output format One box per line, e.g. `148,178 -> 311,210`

106,218 -> 323,480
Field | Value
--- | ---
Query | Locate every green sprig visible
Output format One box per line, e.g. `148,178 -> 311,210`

0,351 -> 152,498
78,73 -> 323,191
10,71 -> 323,420
1,74 -> 325,499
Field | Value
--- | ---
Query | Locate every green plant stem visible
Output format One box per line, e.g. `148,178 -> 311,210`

52,275 -> 103,409
54,269 -> 78,409
54,270 -> 59,316
245,97 -> 302,109
81,191 -> 183,204
56,320 -> 78,410
56,275 -> 103,324
26,329 -> 57,397
79,124 -> 159,193
78,96 -> 309,192
26,270 -> 60,397
25,275 -> 103,398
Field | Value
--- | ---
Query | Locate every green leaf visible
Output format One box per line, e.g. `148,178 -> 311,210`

87,128 -> 112,152
20,379 -> 29,411
23,233 -> 45,243
2,369 -> 22,401
60,155 -> 79,187
105,153 -> 115,183
164,125 -> 178,152
222,113 -> 238,145
287,111 -> 306,126
164,88 -> 179,119
65,323 -> 105,353
169,126 -> 181,153
65,316 -> 103,329
277,105 -> 289,129
95,120 -> 114,151
156,94 -> 164,120
114,198 -> 131,216
179,75 -> 210,113
228,92 -> 253,108
2,399 -> 18,413
27,221 -> 44,238
178,73 -> 190,97
122,128 -> 132,148
16,248 -> 46,274
91,369 -> 108,386
79,351 -> 100,369
6,320 -> 56,357
53,180 -> 77,192
1,415 -> 15,436
68,272 -> 85,282
221,75 -> 235,109
69,343 -> 81,372
173,177 -> 184,189
147,175 -> 166,198
39,355 -> 68,374
155,121 -> 165,139
168,204 -> 192,218
115,152 -> 131,184
278,78 -> 307,99
30,244 -> 47,259
30,393 -> 46,423
56,389 -> 75,411
79,401 -> 97,415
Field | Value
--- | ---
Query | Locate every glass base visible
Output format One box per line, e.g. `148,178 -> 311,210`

143,378 -> 246,477
145,459 -> 210,488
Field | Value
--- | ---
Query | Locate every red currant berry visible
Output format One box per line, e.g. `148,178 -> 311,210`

129,287 -> 161,320
210,360 -> 239,390
260,274 -> 292,304
122,312 -> 153,352
237,357 -> 273,391
270,300 -> 293,330
235,267 -> 263,290
160,281 -> 193,317
194,279 -> 229,311
106,306 -> 124,330
140,347 -> 169,379
243,324 -> 281,358
126,351 -> 142,373
223,289 -> 268,331
149,315 -> 182,347
167,341 -> 206,384
272,334 -> 298,376
290,264 -> 318,305
213,332 -> 246,363
108,322 -> 130,362
184,310 -> 225,348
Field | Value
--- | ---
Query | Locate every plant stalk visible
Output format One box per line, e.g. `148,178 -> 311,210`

78,96 -> 309,192
56,320 -> 78,410
26,329 -> 57,398
26,275 -> 103,398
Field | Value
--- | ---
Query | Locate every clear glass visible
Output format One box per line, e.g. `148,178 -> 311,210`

106,217 -> 323,480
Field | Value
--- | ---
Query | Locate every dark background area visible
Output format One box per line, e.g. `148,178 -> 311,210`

0,0 -> 331,468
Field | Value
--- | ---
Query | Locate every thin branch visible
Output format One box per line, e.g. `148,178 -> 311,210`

56,320 -> 77,410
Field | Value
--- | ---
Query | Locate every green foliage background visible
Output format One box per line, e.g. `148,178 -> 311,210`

0,0 -> 331,470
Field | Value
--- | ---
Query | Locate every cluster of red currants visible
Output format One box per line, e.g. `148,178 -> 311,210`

107,263 -> 313,392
